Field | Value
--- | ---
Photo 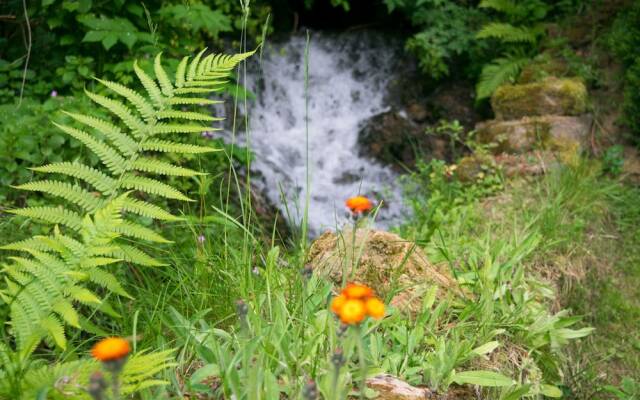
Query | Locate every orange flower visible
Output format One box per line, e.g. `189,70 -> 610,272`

91,337 -> 131,362
345,196 -> 373,214
365,297 -> 385,319
331,293 -> 347,314
338,299 -> 366,324
342,282 -> 373,300
331,283 -> 385,324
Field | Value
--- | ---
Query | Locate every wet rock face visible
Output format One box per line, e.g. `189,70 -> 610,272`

491,77 -> 588,120
307,228 -> 456,313
358,81 -> 479,169
357,110 -> 424,168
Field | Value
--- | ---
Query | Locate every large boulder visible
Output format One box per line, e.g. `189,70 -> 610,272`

491,78 -> 588,120
307,228 -> 456,312
475,115 -> 592,155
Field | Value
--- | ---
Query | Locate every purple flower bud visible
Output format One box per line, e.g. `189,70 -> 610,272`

201,131 -> 214,139
50,90 -> 58,97
197,234 -> 205,244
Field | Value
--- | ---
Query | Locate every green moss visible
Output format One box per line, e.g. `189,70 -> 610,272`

492,77 -> 588,120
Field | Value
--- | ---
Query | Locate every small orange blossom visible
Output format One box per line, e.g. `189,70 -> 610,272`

345,196 -> 373,214
331,293 -> 347,314
339,299 -> 366,324
91,337 -> 131,362
331,283 -> 385,324
365,297 -> 385,319
342,282 -> 373,299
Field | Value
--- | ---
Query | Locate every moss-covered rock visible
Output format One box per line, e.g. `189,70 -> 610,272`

491,77 -> 588,120
307,228 -> 456,313
476,115 -> 592,154
455,153 -> 496,182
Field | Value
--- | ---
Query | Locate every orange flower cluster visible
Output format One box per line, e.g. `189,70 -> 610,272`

345,196 -> 373,214
331,283 -> 385,324
91,337 -> 131,362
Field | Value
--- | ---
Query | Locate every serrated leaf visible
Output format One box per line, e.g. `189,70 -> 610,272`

140,140 -> 219,154
121,175 -> 192,201
133,157 -> 204,176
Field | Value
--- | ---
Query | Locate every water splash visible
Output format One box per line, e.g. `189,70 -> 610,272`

223,31 -> 410,235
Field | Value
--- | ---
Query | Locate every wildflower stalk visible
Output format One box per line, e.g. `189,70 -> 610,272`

111,372 -> 121,400
330,348 -> 344,400
355,326 -> 367,400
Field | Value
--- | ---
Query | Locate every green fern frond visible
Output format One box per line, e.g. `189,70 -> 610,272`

1,236 -> 58,253
476,56 -> 530,99
41,315 -> 66,349
1,47 -> 254,351
112,244 -> 166,267
140,139 -> 219,154
9,257 -> 64,297
168,97 -> 222,106
151,123 -> 214,135
53,123 -> 126,174
174,86 -> 225,95
84,91 -> 146,136
63,112 -> 138,156
121,349 -> 176,394
66,286 -> 101,305
175,56 -> 189,88
154,53 -> 173,97
133,157 -> 204,177
80,257 -> 122,267
133,61 -> 164,108
13,181 -> 104,212
30,162 -> 117,194
113,221 -> 172,243
156,110 -> 220,121
86,268 -> 131,298
15,349 -> 173,399
477,22 -> 538,43
184,80 -> 228,88
187,48 -> 208,82
96,78 -> 156,122
121,175 -> 193,201
8,207 -> 83,230
122,197 -> 183,221
52,299 -> 80,328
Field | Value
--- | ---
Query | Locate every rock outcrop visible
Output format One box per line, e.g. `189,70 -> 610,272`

491,77 -> 588,120
476,76 -> 592,163
307,228 -> 455,312
476,115 -> 592,154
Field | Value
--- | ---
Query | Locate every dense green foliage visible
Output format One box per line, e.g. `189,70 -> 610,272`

0,0 -> 270,100
608,1 -> 640,144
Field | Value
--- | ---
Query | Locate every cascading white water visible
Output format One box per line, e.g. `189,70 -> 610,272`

222,31 -> 410,235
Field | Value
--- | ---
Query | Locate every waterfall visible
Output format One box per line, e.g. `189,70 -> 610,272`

220,31 -> 411,235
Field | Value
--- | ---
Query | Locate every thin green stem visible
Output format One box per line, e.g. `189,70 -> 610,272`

355,326 -> 367,400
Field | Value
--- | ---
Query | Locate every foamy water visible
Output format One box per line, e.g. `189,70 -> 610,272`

218,31 -> 410,235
